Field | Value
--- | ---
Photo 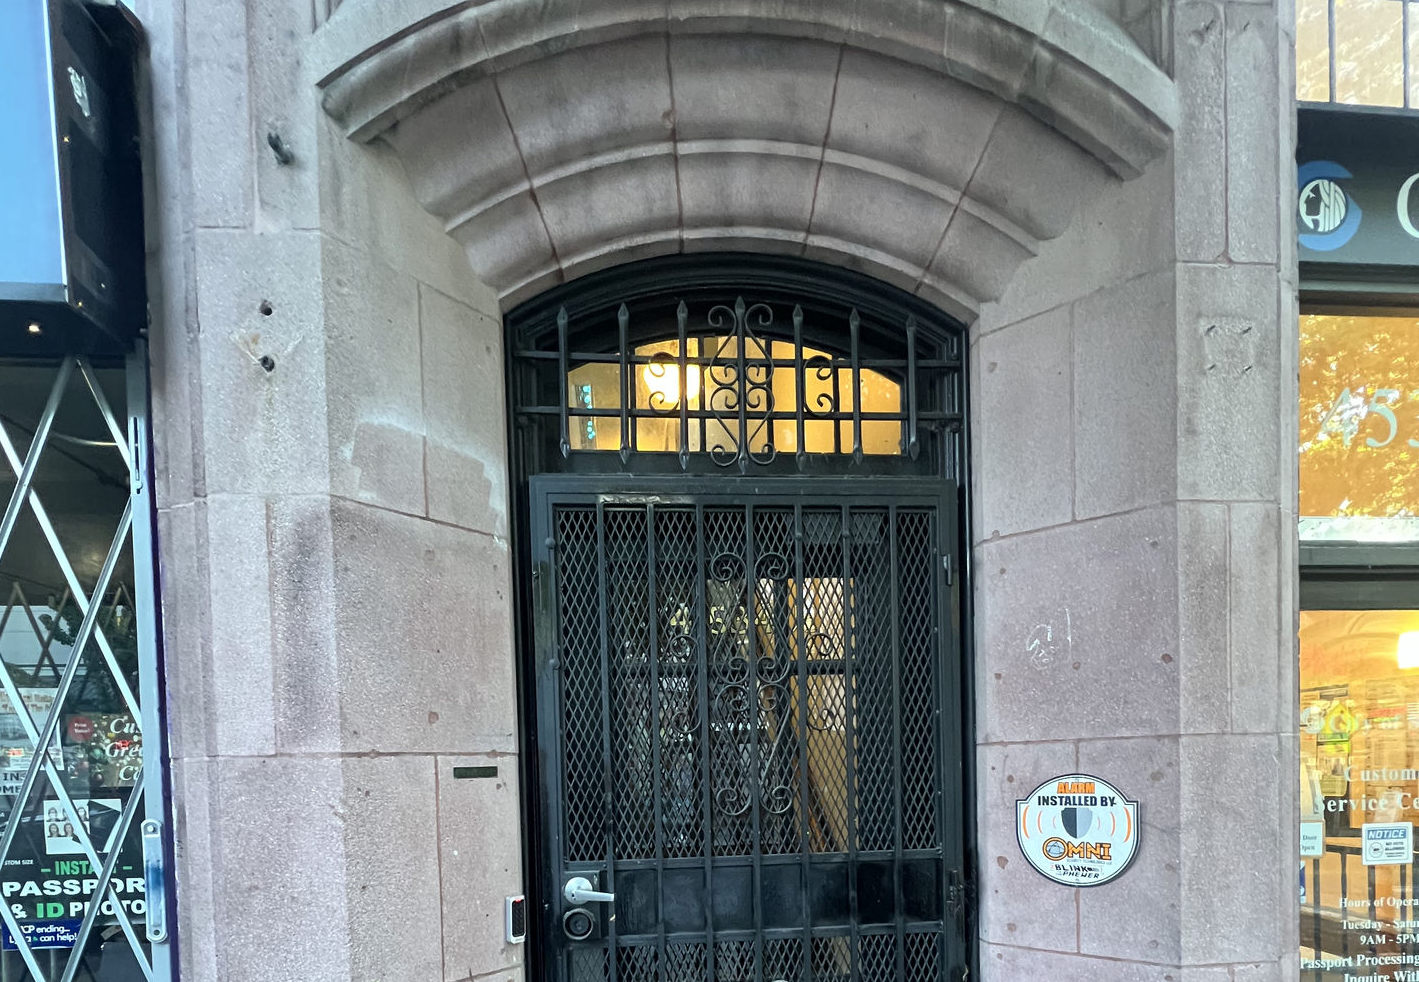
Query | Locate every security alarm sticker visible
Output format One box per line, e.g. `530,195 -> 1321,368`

1017,774 -> 1139,886
1362,822 -> 1413,866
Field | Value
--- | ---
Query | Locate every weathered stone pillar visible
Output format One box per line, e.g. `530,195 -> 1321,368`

137,0 -> 525,978
973,2 -> 1296,978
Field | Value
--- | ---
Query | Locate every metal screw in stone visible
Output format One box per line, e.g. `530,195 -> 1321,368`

266,131 -> 294,165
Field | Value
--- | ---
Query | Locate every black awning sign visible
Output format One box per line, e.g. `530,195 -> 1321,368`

1298,107 -> 1419,269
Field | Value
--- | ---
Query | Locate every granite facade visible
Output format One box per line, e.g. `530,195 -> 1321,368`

129,0 -> 1296,978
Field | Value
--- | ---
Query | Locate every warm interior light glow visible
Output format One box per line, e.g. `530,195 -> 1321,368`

25,322 -> 41,335
641,360 -> 700,407
1400,631 -> 1419,670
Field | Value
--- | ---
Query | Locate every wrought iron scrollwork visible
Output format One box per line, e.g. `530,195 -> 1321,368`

710,552 -> 744,583
645,352 -> 679,414
520,291 -> 961,475
704,298 -> 777,471
803,355 -> 837,418
663,631 -> 695,663
755,551 -> 789,581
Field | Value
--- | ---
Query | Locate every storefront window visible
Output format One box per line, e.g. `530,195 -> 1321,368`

1300,313 -> 1419,542
0,358 -> 162,979
1301,609 -> 1419,979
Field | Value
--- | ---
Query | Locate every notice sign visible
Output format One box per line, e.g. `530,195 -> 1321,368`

1300,820 -> 1325,858
1,919 -> 80,950
1362,821 -> 1413,866
1017,773 -> 1139,887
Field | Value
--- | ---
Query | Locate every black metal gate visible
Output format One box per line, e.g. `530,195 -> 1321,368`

508,256 -> 972,982
529,481 -> 964,982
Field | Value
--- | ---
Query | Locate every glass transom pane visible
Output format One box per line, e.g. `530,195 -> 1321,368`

1296,0 -> 1419,109
567,337 -> 904,457
1300,313 -> 1419,542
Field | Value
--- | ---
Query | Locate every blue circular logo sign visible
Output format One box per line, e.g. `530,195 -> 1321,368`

1298,160 -> 1362,251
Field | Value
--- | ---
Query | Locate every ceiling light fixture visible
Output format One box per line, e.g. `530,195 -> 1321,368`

641,360 -> 700,408
1399,631 -> 1419,670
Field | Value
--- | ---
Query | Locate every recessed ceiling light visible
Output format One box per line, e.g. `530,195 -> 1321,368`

26,322 -> 41,335
1401,632 -> 1419,670
1396,632 -> 1419,672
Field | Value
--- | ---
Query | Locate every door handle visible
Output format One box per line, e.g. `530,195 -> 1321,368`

564,875 -> 615,905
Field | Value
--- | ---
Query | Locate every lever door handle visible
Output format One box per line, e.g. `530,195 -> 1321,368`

564,875 -> 615,905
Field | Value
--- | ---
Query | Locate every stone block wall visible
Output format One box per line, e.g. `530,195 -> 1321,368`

972,2 -> 1297,977
135,0 -> 523,978
127,0 -> 1296,979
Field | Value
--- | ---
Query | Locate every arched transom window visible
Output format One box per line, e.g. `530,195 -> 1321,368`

508,258 -> 964,480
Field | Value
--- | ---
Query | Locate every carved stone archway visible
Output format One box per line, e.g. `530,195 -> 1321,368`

315,0 -> 1176,314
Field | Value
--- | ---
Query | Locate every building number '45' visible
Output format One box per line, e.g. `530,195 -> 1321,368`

1315,387 -> 1419,449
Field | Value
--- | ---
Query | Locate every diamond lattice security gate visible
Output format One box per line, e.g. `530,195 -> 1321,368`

531,483 -> 966,982
0,355 -> 170,981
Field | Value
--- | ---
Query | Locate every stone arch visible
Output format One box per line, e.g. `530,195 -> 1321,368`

316,0 -> 1176,316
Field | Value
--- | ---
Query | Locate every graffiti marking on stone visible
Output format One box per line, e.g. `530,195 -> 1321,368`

1026,608 -> 1072,672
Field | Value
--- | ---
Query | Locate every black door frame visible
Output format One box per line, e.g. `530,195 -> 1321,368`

504,255 -> 977,981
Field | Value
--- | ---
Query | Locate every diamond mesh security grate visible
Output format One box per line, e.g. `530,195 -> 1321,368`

540,493 -> 961,982
0,357 -> 164,982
